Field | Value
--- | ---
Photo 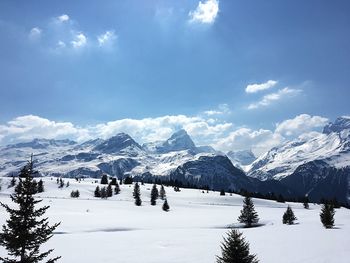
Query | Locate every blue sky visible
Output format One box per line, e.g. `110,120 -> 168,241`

0,0 -> 349,154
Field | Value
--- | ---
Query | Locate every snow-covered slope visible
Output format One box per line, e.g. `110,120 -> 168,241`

249,117 -> 350,181
248,117 -> 350,205
1,177 -> 349,263
227,150 -> 256,167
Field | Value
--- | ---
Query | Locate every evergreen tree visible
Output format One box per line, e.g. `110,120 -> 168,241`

114,182 -> 120,195
133,183 -> 142,206
66,181 -> 69,188
70,190 -> 80,198
277,194 -> 285,203
220,189 -> 226,196
9,177 -> 16,188
320,203 -> 335,228
0,158 -> 60,263
162,199 -> 170,212
124,176 -> 133,185
216,229 -> 259,263
150,184 -> 159,206
110,178 -> 117,186
100,174 -> 108,185
58,178 -> 64,189
282,206 -> 297,225
159,185 -> 166,200
37,179 -> 44,193
106,184 -> 113,198
238,196 -> 259,228
100,187 -> 107,199
94,186 -> 101,198
303,196 -> 309,209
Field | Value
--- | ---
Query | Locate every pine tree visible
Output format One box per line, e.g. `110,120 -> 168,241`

94,186 -> 101,198
162,199 -> 170,212
106,184 -> 113,198
159,185 -> 166,200
114,182 -> 120,195
216,229 -> 259,263
100,187 -> 107,199
220,189 -> 226,196
320,203 -> 335,228
37,179 -> 44,193
238,196 -> 259,228
58,178 -> 64,189
150,184 -> 159,206
100,174 -> 108,185
70,190 -> 80,198
282,206 -> 297,225
9,177 -> 16,188
66,181 -> 69,188
0,158 -> 60,263
133,183 -> 142,206
110,178 -> 117,186
303,196 -> 309,209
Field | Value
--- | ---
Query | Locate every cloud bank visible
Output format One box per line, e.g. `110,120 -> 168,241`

189,0 -> 219,24
0,114 -> 328,157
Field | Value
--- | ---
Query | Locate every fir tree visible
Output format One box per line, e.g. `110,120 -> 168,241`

66,181 -> 69,188
106,184 -> 113,198
37,179 -> 44,193
0,158 -> 60,263
162,199 -> 170,212
220,189 -> 226,196
303,196 -> 309,209
58,178 -> 64,189
150,184 -> 159,206
320,203 -> 335,228
114,182 -> 120,195
100,187 -> 107,199
110,178 -> 117,186
159,185 -> 166,200
216,229 -> 259,263
282,206 -> 297,225
9,177 -> 16,188
94,186 -> 101,198
238,196 -> 259,228
70,190 -> 80,198
133,183 -> 142,206
124,176 -> 133,185
100,174 -> 108,185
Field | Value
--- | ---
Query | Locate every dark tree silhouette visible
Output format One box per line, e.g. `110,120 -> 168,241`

216,229 -> 259,263
0,157 -> 61,263
94,186 -> 101,198
100,174 -> 108,185
282,206 -> 297,225
159,185 -> 166,200
320,203 -> 335,228
37,179 -> 44,193
238,196 -> 259,228
150,184 -> 159,206
162,199 -> 170,212
133,183 -> 142,206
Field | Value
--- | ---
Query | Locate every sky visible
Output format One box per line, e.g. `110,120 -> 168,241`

0,0 -> 349,155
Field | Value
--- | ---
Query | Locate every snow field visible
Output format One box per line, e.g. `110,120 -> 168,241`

0,177 -> 349,263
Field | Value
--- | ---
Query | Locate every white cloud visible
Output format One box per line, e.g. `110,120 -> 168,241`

214,128 -> 284,156
71,33 -> 87,48
97,30 -> 117,47
0,113 -> 329,158
0,115 -> 90,144
57,14 -> 70,23
245,80 -> 278,93
57,40 -> 66,48
204,103 -> 231,116
275,114 -> 328,137
247,87 -> 302,110
189,0 -> 219,24
29,27 -> 42,40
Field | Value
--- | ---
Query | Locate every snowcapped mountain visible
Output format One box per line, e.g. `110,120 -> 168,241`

227,150 -> 256,167
248,116 -> 350,204
0,130 -> 256,192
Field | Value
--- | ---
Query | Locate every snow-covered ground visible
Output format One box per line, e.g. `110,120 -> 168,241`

0,177 -> 349,263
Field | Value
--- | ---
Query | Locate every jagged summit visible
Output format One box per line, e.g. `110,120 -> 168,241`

227,149 -> 256,166
323,116 -> 350,134
93,133 -> 142,154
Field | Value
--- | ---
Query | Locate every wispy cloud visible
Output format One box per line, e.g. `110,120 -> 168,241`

57,14 -> 70,23
247,87 -> 302,110
245,80 -> 278,93
29,27 -> 42,40
97,30 -> 117,47
71,32 -> 87,48
189,0 -> 219,24
204,103 -> 231,116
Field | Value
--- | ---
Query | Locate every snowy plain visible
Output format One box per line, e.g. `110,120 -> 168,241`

0,177 -> 349,263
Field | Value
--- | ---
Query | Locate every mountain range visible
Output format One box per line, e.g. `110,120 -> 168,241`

0,117 -> 349,205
